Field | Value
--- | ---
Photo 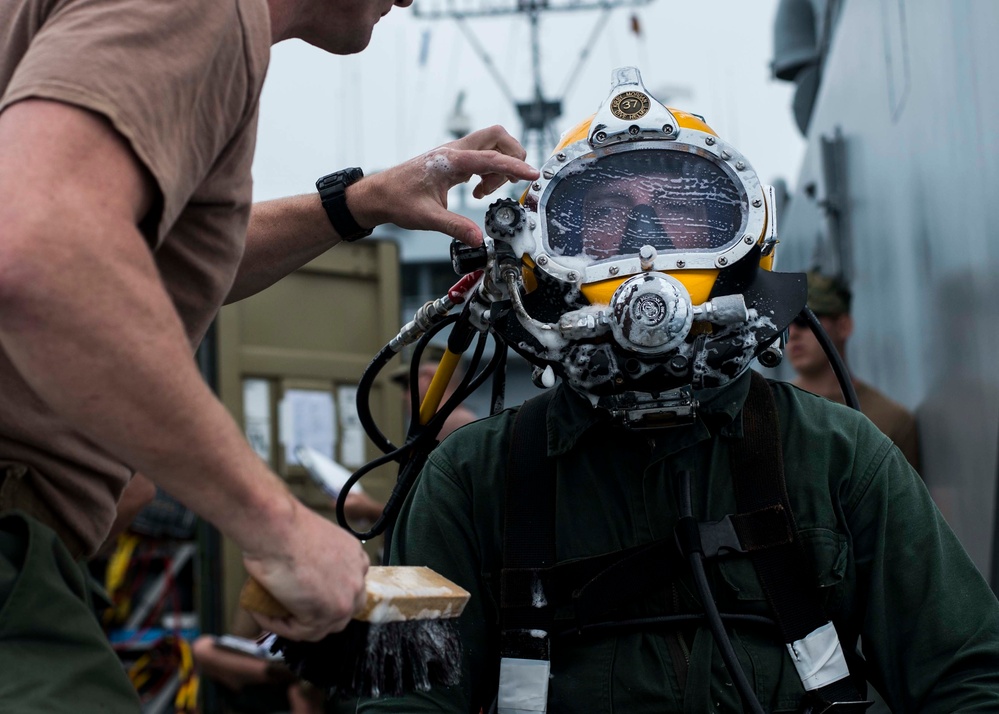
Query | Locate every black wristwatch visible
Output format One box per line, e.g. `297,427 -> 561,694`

316,167 -> 372,242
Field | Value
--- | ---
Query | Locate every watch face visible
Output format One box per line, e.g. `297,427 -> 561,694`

318,168 -> 364,190
317,167 -> 371,241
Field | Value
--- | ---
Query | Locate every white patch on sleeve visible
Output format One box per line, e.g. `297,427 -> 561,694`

498,657 -> 550,713
786,621 -> 850,691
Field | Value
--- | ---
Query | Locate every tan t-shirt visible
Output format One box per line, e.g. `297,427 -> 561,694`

0,0 -> 271,554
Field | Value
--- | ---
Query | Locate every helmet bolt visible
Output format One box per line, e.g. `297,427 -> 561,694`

628,125 -> 641,135
676,260 -> 686,268
663,124 -> 674,134
721,150 -> 732,160
736,161 -> 746,170
537,255 -> 548,266
529,218 -> 537,229
542,169 -> 555,179
556,152 -> 567,162
752,198 -> 763,207
609,266 -> 619,275
532,182 -> 542,191
566,271 -> 579,282
718,256 -> 729,266
670,355 -> 689,372
744,234 -> 755,244
705,136 -> 716,146
594,131 -> 607,143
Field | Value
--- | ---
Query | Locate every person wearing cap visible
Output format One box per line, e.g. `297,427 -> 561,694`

787,271 -> 921,471
391,344 -> 478,441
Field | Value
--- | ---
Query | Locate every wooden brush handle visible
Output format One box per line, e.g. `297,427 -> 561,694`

239,566 -> 471,625
239,577 -> 291,619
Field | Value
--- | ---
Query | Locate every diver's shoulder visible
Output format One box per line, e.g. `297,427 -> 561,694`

768,378 -> 869,422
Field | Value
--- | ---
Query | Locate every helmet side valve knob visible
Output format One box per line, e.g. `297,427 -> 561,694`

693,295 -> 749,325
484,198 -> 526,240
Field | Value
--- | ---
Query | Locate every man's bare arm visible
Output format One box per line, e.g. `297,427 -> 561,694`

0,99 -> 366,640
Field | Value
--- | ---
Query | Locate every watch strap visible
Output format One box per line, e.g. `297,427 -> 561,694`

316,168 -> 372,242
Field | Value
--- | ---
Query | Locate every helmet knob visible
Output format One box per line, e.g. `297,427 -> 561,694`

610,273 -> 693,354
484,198 -> 525,238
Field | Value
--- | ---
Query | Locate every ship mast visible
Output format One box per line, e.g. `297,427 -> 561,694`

415,0 -> 654,165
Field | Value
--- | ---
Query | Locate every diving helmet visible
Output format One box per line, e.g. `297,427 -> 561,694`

469,67 -> 806,426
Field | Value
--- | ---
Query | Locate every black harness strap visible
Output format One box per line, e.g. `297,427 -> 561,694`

735,372 -> 866,706
501,537 -> 683,611
500,390 -> 557,659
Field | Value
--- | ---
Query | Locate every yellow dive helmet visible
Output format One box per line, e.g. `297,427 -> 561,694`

476,67 -> 805,423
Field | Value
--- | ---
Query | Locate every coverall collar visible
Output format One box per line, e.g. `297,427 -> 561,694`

546,371 -> 753,457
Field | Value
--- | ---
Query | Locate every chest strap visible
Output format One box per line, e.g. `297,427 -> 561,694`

734,372 -> 868,708
497,390 -> 556,714
501,389 -> 557,638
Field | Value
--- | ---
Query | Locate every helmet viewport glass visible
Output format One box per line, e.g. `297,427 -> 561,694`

542,149 -> 745,262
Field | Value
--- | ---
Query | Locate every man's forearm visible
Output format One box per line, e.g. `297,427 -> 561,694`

228,194 -> 341,303
0,215 -> 296,554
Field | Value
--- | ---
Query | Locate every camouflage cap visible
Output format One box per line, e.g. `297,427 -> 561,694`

389,344 -> 454,386
806,270 -> 852,315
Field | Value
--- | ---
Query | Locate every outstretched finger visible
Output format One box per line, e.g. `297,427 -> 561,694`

453,125 -> 527,161
450,150 -> 538,186
472,172 -> 532,199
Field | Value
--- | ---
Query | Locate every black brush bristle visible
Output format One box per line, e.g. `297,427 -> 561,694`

271,618 -> 462,699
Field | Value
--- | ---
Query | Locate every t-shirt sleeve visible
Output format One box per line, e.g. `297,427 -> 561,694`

0,0 -> 267,244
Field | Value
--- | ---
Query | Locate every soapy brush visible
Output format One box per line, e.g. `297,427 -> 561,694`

239,565 -> 469,699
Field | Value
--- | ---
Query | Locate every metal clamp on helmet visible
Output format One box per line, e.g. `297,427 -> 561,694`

476,66 -> 805,421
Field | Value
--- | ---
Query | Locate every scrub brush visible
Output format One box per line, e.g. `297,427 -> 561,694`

239,566 -> 469,698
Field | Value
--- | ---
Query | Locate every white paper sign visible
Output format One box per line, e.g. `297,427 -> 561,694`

279,389 -> 336,466
242,379 -> 272,462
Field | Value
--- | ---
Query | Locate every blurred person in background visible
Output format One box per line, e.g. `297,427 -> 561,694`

787,270 -> 921,472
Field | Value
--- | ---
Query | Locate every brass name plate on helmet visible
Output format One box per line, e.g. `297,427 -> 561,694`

610,91 -> 651,120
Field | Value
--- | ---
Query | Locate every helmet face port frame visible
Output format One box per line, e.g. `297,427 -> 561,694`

539,144 -> 751,266
520,70 -> 771,296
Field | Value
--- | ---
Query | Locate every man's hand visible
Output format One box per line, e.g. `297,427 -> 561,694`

232,126 -> 537,302
348,125 -> 539,246
241,500 -> 370,641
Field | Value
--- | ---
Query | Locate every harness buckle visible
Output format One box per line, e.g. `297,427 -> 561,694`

697,514 -> 747,558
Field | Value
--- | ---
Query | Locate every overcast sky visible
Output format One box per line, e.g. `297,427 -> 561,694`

252,0 -> 805,205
